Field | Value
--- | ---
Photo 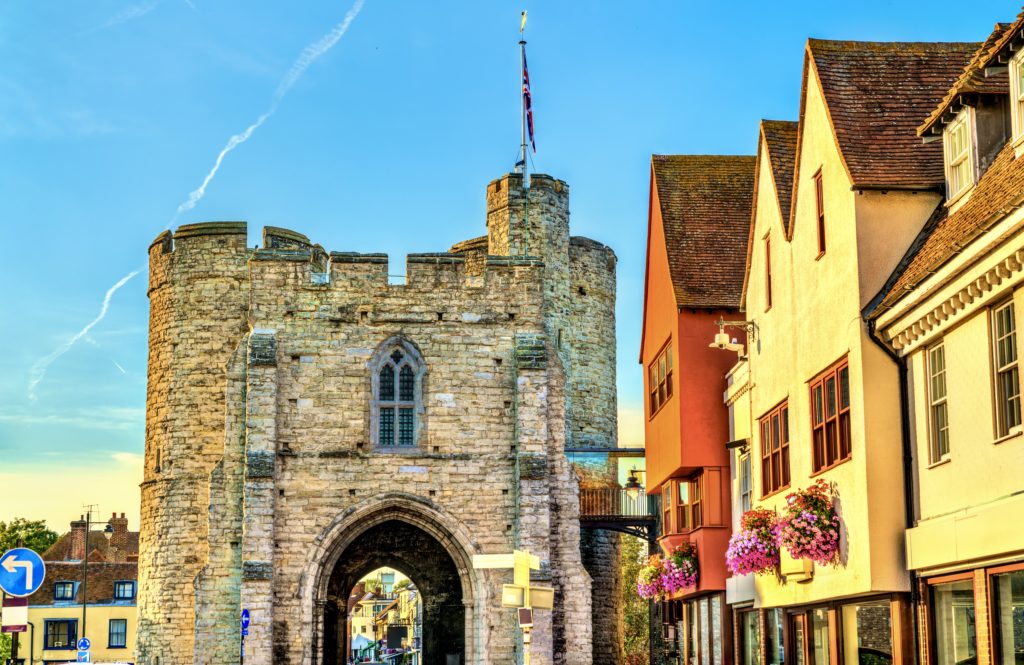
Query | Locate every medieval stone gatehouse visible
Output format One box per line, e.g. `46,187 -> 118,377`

138,173 -> 621,664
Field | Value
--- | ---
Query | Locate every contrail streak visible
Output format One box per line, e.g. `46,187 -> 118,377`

28,270 -> 141,400
31,1 -> 366,399
173,0 -> 365,220
112,360 -> 128,374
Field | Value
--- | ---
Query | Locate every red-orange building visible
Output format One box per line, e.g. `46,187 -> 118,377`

641,154 -> 755,659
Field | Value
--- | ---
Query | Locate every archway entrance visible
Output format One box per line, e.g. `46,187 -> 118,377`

322,519 -> 466,665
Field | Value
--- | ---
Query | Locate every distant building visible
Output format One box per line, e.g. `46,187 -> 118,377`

19,512 -> 138,664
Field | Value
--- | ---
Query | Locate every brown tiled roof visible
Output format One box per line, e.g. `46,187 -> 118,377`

25,561 -> 137,606
651,155 -> 756,309
761,120 -> 799,234
805,39 -> 980,189
43,525 -> 139,563
867,141 -> 1024,315
919,23 -> 1013,137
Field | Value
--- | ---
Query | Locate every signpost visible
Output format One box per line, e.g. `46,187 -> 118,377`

1,547 -> 46,665
240,608 -> 250,665
0,548 -> 46,598
472,548 -> 554,665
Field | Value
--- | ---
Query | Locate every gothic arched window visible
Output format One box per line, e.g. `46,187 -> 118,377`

371,339 -> 425,448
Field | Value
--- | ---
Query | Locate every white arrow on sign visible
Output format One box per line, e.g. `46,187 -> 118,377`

2,555 -> 34,589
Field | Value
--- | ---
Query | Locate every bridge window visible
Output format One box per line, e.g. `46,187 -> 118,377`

371,339 -> 426,448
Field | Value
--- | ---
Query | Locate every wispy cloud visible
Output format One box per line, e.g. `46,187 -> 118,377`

86,0 -> 162,33
0,407 -> 145,431
173,0 -> 365,220
27,269 -> 141,400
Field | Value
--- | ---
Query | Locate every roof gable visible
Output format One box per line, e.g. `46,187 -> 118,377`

742,120 -> 798,309
651,155 -> 756,309
799,39 -> 980,194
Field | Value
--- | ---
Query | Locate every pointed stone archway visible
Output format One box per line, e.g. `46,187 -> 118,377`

303,494 -> 481,665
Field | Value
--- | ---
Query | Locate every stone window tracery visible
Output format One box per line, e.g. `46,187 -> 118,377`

371,339 -> 426,448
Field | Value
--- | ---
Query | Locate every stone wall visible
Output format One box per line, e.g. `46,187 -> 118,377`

139,174 -> 620,664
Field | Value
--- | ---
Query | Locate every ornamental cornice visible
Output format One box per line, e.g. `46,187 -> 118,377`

888,247 -> 1024,354
724,379 -> 753,406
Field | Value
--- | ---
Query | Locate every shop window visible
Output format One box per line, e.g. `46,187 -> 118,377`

840,599 -> 892,665
810,609 -> 830,665
927,341 -> 950,462
766,608 -> 785,665
992,301 -> 1021,438
649,340 -> 674,417
760,401 -> 790,496
792,614 -> 807,665
738,609 -> 760,665
991,568 -> 1024,665
810,357 -> 851,472
931,579 -> 977,665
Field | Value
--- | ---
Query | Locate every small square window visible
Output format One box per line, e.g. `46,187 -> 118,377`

54,581 -> 75,601
113,581 -> 136,600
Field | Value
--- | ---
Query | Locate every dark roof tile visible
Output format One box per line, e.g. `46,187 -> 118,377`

807,39 -> 980,189
651,155 -> 756,309
761,120 -> 799,233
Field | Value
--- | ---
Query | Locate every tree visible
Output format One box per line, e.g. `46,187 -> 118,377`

0,518 -> 59,555
621,534 -> 650,665
0,633 -> 10,662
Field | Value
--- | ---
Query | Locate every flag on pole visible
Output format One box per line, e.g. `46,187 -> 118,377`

523,50 -> 536,153
520,10 -> 528,33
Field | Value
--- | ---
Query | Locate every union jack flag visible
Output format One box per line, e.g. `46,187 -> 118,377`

523,52 -> 535,153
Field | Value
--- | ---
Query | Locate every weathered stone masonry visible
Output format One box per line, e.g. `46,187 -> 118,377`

138,173 -> 620,664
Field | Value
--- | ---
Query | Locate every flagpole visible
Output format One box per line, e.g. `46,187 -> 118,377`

519,12 -> 531,256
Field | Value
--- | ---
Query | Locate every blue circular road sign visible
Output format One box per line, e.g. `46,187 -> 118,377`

78,637 -> 91,650
241,608 -> 250,629
0,548 -> 46,597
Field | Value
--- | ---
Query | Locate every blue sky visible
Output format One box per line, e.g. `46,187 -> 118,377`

0,0 -> 1014,530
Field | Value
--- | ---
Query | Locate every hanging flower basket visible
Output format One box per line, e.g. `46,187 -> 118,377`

777,479 -> 841,566
663,543 -> 699,594
726,508 -> 780,576
636,554 -> 666,600
636,544 -> 699,600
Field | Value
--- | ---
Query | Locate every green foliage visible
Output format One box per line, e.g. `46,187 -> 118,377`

621,535 -> 650,665
0,633 -> 10,662
393,578 -> 412,592
0,518 -> 58,555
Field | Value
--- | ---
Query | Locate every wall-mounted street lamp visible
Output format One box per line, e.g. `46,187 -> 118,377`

709,318 -> 759,359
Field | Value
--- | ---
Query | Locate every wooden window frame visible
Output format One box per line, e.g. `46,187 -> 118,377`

927,341 -> 950,464
813,169 -> 826,258
113,580 -> 136,600
675,478 -> 691,532
663,482 -> 673,535
759,400 -> 791,498
944,110 -> 975,201
44,619 -> 78,650
764,233 -> 773,311
648,339 -> 674,418
991,299 -> 1021,439
690,474 -> 703,529
1012,50 -> 1024,143
810,356 -> 852,474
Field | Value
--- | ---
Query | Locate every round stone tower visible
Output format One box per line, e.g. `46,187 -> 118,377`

138,222 -> 251,664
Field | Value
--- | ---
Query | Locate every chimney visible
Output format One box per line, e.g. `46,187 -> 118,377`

109,512 -> 130,553
70,516 -> 87,561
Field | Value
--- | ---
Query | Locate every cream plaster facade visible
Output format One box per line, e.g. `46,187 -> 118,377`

742,61 -> 944,609
872,196 -> 1024,576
